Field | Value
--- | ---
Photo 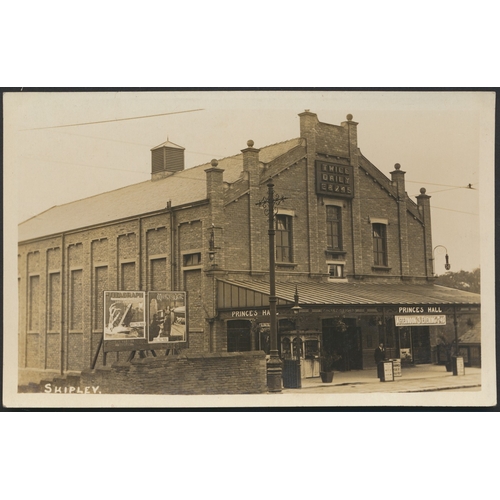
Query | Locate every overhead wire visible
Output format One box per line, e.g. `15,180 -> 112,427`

423,186 -> 470,195
432,206 -> 479,216
51,129 -> 227,158
406,179 -> 478,189
20,108 -> 205,130
22,156 -> 151,175
21,155 -> 213,183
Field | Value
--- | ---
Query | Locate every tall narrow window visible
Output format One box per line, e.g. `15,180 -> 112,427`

372,223 -> 387,266
28,275 -> 40,331
275,215 -> 292,262
326,206 -> 342,250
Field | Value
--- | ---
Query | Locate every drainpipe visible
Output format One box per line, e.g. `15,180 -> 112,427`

137,217 -> 142,290
60,232 -> 65,375
167,200 -> 175,290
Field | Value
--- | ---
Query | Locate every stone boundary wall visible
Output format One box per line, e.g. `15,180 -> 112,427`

80,351 -> 267,395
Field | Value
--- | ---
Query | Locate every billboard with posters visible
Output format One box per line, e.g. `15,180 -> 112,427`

103,291 -> 146,340
148,291 -> 187,344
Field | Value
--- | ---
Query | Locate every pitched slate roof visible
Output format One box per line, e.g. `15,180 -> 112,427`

19,138 -> 302,242
459,322 -> 481,343
219,279 -> 481,306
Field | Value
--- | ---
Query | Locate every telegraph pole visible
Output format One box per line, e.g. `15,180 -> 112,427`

257,179 -> 287,392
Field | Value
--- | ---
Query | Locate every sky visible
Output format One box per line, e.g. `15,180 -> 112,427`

5,90 -> 495,273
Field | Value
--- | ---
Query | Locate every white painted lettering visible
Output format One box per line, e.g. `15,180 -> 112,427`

398,306 -> 425,314
231,309 -> 270,317
44,383 -> 52,393
55,386 -> 62,393
427,306 -> 442,313
92,386 -> 100,394
85,387 -> 90,394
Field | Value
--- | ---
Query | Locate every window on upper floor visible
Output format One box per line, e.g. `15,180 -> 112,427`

372,223 -> 388,266
183,252 -> 202,267
328,263 -> 345,280
275,214 -> 292,262
326,205 -> 342,250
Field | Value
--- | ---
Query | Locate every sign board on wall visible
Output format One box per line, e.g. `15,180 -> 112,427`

394,315 -> 446,327
147,291 -> 187,344
315,160 -> 354,198
104,291 -> 146,341
103,291 -> 188,351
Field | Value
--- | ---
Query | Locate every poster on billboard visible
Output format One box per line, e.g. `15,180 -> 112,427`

147,291 -> 187,344
103,291 -> 146,340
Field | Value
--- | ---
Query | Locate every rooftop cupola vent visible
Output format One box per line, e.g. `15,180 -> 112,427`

151,139 -> 185,181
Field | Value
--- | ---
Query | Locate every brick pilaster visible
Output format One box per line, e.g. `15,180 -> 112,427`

416,188 -> 433,278
391,163 -> 410,277
299,110 -> 320,275
343,114 -> 363,277
242,141 -> 263,273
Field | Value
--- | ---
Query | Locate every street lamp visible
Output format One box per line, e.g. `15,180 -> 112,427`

208,224 -> 221,267
291,286 -> 302,315
432,245 -> 451,276
431,245 -> 461,374
256,179 -> 288,392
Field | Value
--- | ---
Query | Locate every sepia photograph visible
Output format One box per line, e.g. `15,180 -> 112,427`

3,89 -> 496,407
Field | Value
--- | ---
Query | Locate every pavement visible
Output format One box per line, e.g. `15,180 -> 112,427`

282,364 -> 482,394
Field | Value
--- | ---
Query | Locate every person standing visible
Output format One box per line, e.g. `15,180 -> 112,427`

374,342 -> 386,378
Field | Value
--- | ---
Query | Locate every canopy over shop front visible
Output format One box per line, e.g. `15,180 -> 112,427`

217,279 -> 481,371
217,279 -> 480,310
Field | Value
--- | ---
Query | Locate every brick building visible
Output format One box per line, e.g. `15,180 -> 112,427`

18,111 -> 481,384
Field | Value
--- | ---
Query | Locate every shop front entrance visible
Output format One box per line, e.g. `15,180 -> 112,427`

227,320 -> 252,352
397,326 -> 431,364
322,318 -> 362,371
411,326 -> 431,364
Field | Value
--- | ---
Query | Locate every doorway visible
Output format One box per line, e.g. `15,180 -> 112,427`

397,326 -> 431,364
411,326 -> 431,364
227,320 -> 252,352
322,318 -> 362,371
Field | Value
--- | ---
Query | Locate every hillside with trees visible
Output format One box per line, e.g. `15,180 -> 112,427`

434,268 -> 480,294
